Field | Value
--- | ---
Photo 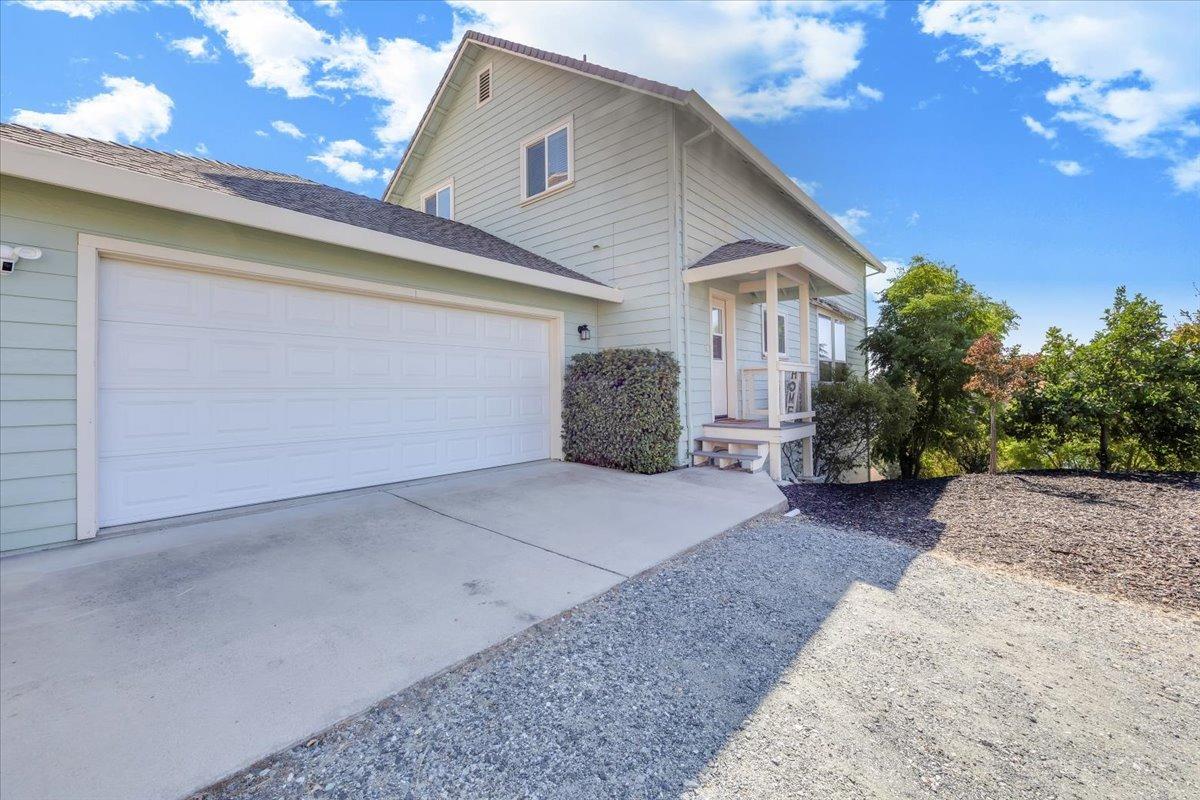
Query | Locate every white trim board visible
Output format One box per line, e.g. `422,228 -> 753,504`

74,234 -> 568,540
683,246 -> 859,296
708,287 -> 738,420
2,138 -> 621,303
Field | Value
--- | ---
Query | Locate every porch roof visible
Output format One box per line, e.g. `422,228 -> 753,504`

684,239 -> 860,297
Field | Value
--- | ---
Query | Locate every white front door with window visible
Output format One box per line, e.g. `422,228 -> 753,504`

96,258 -> 552,526
710,298 -> 729,417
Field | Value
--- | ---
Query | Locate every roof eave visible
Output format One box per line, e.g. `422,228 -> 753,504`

382,36 -> 475,204
683,245 -> 859,296
3,139 -> 622,303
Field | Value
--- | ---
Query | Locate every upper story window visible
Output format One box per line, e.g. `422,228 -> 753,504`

817,313 -> 847,382
520,116 -> 573,202
421,180 -> 454,220
761,308 -> 787,355
476,63 -> 493,107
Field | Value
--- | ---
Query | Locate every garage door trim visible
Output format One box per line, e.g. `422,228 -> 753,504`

75,233 -> 567,540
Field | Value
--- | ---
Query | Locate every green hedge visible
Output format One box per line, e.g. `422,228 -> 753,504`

562,348 -> 682,474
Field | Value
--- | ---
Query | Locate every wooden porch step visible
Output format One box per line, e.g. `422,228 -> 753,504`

691,449 -> 760,462
694,435 -> 770,446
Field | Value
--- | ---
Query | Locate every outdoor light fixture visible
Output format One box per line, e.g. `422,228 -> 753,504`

0,244 -> 43,275
577,323 -> 591,341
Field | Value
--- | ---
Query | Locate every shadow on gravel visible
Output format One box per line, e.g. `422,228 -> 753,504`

191,521 -> 930,800
782,478 -> 950,551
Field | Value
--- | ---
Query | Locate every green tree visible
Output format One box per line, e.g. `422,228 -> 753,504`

1013,288 -> 1200,472
862,256 -> 1016,478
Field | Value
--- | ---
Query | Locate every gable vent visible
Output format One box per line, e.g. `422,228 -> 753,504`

477,66 -> 492,106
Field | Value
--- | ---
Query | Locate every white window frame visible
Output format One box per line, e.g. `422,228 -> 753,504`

761,307 -> 787,356
519,115 -> 574,204
817,313 -> 848,382
420,178 -> 454,220
475,62 -> 494,108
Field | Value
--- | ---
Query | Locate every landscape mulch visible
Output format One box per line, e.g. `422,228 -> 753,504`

783,471 -> 1199,613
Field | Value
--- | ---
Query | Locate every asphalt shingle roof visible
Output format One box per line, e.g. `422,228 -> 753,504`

690,239 -> 792,269
1,123 -> 605,287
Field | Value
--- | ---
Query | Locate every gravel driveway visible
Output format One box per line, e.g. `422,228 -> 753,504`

195,515 -> 1198,800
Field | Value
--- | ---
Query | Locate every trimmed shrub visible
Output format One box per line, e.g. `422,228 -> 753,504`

562,348 -> 682,474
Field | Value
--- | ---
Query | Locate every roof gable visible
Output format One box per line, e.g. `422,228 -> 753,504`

384,32 -> 885,274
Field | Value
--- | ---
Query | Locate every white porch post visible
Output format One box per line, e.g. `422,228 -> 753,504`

797,276 -> 814,478
765,268 -> 782,480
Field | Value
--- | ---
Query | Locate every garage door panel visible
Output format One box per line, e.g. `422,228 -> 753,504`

99,422 -> 550,524
98,258 -> 553,526
101,321 -> 549,390
101,262 -> 547,354
100,388 -> 550,456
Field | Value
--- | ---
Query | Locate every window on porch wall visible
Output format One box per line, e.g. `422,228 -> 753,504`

818,314 -> 847,382
760,307 -> 786,355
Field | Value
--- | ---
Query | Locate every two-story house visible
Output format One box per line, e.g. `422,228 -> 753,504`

0,31 -> 885,554
389,32 -> 885,479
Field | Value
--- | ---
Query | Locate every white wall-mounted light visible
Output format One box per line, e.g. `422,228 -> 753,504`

577,323 -> 591,341
0,243 -> 43,275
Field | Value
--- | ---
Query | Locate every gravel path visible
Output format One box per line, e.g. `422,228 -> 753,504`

783,471 -> 1199,612
194,516 -> 1199,800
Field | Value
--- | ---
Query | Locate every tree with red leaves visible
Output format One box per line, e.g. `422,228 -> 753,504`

964,334 -> 1039,474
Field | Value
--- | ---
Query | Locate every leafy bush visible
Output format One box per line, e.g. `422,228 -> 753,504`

562,348 -> 681,474
806,376 -> 913,482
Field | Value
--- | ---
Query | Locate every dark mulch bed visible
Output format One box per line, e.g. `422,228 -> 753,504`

783,471 -> 1200,613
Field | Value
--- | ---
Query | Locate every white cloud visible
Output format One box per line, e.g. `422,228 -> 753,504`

255,129 -> 269,137
1048,159 -> 1089,177
190,0 -> 329,98
307,139 -> 384,184
14,0 -> 134,18
314,0 -> 341,15
271,119 -> 305,138
834,207 -> 870,235
169,35 -> 217,62
195,142 -> 208,155
907,211 -> 920,226
1168,153 -> 1200,194
789,176 -> 820,196
856,83 -> 884,101
319,32 -> 462,146
919,1 -> 1200,188
1022,114 -> 1057,140
456,2 -> 875,122
190,1 -> 884,147
10,75 -> 172,143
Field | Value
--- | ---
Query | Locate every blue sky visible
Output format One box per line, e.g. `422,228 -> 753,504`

2,0 -> 1197,350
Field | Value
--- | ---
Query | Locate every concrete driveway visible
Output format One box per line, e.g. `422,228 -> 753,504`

0,461 -> 784,800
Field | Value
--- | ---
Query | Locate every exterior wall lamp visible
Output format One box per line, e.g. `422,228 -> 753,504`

577,324 -> 591,341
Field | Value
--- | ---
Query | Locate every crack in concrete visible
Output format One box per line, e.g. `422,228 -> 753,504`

383,490 -> 629,579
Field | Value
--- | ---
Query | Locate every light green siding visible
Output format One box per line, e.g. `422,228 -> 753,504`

0,176 -> 599,553
393,47 -> 676,352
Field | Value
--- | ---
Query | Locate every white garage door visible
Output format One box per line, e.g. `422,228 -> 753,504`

98,258 -> 552,526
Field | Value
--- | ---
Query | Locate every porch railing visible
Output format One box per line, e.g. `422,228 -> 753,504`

738,360 -> 815,425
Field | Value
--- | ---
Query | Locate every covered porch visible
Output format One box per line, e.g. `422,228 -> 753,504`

683,240 -> 861,481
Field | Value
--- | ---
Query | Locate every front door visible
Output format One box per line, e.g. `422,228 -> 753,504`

711,298 -> 729,417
